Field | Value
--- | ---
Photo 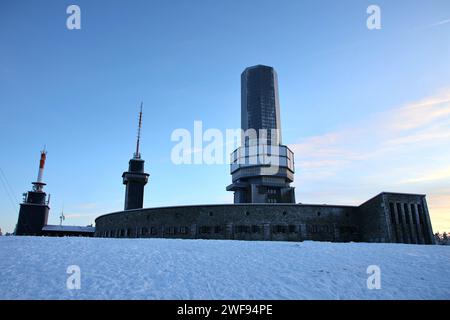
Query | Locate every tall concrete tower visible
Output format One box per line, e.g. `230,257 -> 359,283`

241,65 -> 282,146
15,149 -> 50,235
227,65 -> 295,204
122,103 -> 149,210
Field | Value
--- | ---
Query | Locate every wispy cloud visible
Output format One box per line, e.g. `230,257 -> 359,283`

387,94 -> 450,131
291,89 -> 450,174
400,167 -> 450,184
425,18 -> 450,29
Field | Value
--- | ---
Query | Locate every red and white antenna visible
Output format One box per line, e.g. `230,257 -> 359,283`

37,147 -> 46,183
134,102 -> 143,159
33,147 -> 47,192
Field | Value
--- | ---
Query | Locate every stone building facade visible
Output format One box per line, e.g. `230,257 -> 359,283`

358,192 -> 434,244
95,192 -> 435,244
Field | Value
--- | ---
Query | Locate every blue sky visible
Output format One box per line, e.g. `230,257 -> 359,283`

1,0 -> 449,233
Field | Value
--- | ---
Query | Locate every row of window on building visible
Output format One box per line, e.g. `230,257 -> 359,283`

97,223 -> 339,238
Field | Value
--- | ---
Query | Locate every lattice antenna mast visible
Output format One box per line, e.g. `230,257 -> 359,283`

134,102 -> 143,159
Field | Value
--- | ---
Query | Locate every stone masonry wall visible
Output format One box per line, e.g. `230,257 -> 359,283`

95,204 -> 360,242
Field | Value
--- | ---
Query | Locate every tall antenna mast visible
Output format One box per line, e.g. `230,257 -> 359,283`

134,102 -> 143,159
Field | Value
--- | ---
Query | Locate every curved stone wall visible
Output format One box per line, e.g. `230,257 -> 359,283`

95,204 -> 360,242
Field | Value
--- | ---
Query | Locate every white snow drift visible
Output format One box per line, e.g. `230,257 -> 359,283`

0,237 -> 449,299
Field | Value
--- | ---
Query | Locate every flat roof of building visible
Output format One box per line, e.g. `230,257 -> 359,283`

42,225 -> 95,233
95,203 -> 359,222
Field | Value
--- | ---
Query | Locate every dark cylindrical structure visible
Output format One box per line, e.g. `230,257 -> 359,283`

15,151 -> 50,236
241,65 -> 282,146
122,158 -> 149,210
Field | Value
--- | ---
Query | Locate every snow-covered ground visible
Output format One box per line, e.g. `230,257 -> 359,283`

0,236 -> 449,300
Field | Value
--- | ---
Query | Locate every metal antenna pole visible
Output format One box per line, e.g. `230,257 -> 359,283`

135,102 -> 143,159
